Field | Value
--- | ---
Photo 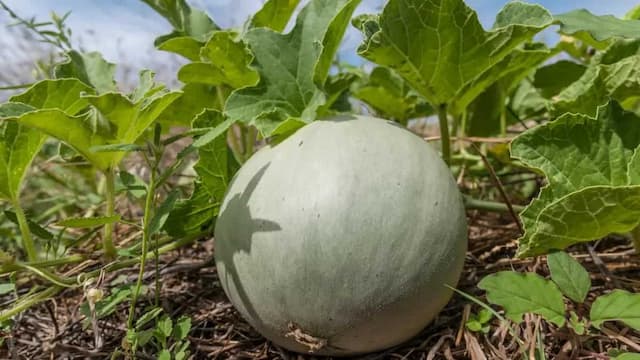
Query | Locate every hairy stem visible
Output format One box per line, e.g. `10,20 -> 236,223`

102,168 -> 117,258
13,200 -> 37,262
127,168 -> 156,329
437,104 -> 451,166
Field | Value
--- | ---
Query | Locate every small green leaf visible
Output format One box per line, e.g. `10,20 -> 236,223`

177,31 -> 258,89
0,283 -> 15,295
355,0 -> 552,114
547,251 -> 591,303
353,67 -> 432,124
164,182 -> 217,237
533,60 -> 586,98
191,116 -> 234,148
136,328 -> 155,346
54,51 -> 117,93
117,171 -> 147,199
57,215 -> 121,228
250,0 -> 301,32
555,9 -> 640,42
148,190 -> 179,235
135,307 -> 164,329
226,0 -> 361,136
157,350 -> 171,360
157,315 -> 173,338
4,210 -> 54,240
591,289 -> 640,330
142,0 -> 218,45
173,316 -> 191,340
157,36 -> 203,61
478,271 -> 566,327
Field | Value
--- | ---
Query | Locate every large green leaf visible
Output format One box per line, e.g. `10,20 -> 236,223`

355,0 -> 552,115
553,55 -> 640,116
225,0 -> 361,136
478,271 -> 566,327
466,45 -> 551,136
192,110 -> 230,202
177,31 -> 259,89
591,290 -> 640,330
0,79 -> 94,201
555,9 -> 640,42
164,109 -> 232,236
353,67 -> 431,124
54,51 -> 117,94
512,101 -> 640,257
0,108 -> 47,201
250,0 -> 301,32
13,75 -> 180,170
141,0 -> 218,46
533,60 -> 586,98
156,83 -> 221,127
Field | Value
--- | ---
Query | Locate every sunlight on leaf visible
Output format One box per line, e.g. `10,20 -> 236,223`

591,290 -> 640,330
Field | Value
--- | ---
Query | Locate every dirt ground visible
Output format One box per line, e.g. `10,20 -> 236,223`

3,210 -> 640,359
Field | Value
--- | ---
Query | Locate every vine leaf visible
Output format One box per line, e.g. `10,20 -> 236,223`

11,72 -> 180,170
225,0 -> 361,137
553,54 -> 640,117
555,9 -> 640,42
250,0 -> 301,32
478,271 -> 566,327
0,79 -> 94,202
54,51 -> 117,93
511,101 -> 640,257
141,0 -> 218,46
591,290 -> 640,330
354,0 -> 552,115
353,66 -> 432,125
164,110 -> 233,236
547,251 -> 590,303
177,31 -> 259,89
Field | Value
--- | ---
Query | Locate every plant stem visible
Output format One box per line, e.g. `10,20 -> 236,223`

127,168 -> 156,329
463,195 -> 524,213
13,200 -> 37,262
0,286 -> 61,321
437,104 -> 451,166
102,168 -> 117,258
0,233 -> 204,323
228,124 -> 245,164
244,126 -> 256,161
630,225 -> 640,254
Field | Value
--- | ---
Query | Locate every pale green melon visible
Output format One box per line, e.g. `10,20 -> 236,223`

214,115 -> 467,356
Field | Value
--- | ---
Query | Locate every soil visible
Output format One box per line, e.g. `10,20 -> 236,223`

3,208 -> 640,359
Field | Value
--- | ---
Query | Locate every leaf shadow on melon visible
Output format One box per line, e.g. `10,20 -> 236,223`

216,163 -> 282,326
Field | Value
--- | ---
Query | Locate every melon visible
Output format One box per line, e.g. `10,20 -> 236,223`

214,115 -> 467,356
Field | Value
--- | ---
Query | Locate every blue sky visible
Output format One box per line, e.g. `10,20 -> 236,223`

0,0 -> 638,85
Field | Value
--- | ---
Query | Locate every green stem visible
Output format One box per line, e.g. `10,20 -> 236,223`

463,195 -> 524,213
127,168 -> 156,329
228,124 -> 245,164
437,104 -> 451,166
0,286 -> 61,321
244,126 -> 256,161
13,200 -> 37,262
0,233 -> 204,323
102,168 -> 117,258
630,225 -> 640,254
